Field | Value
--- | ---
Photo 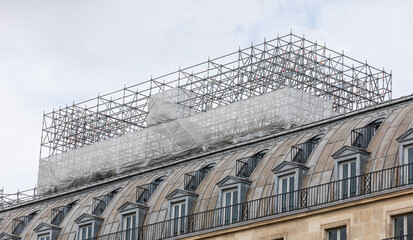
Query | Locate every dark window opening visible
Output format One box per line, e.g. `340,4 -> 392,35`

236,149 -> 269,178
291,134 -> 323,164
351,118 -> 384,148
136,176 -> 166,204
51,200 -> 78,225
92,187 -> 121,215
12,211 -> 39,235
394,213 -> 413,238
184,163 -> 216,191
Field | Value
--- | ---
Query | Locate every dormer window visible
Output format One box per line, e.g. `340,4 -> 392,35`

136,176 -> 166,204
396,129 -> 413,185
272,161 -> 308,212
74,213 -> 103,240
291,134 -> 323,164
236,149 -> 268,178
332,146 -> 370,199
92,187 -> 121,215
117,202 -> 148,239
217,176 -> 251,224
12,210 -> 39,235
51,200 -> 78,226
351,118 -> 384,148
184,163 -> 215,191
33,223 -> 61,240
166,189 -> 198,236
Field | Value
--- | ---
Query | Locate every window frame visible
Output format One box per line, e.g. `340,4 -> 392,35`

78,224 -> 92,240
277,173 -> 296,212
326,226 -> 347,240
170,201 -> 187,236
393,213 -> 413,238
37,233 -> 50,240
338,160 -> 358,199
222,187 -> 240,225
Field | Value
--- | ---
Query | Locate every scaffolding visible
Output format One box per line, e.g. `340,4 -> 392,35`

40,33 -> 392,159
0,187 -> 38,209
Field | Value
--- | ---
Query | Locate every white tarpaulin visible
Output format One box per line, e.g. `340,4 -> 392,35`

37,88 -> 336,194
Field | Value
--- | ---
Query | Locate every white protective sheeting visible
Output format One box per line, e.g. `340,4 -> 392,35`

37,88 -> 336,194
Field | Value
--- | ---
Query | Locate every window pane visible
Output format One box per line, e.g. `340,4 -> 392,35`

225,192 -> 231,207
289,177 -> 295,209
394,216 -> 404,237
408,148 -> 413,164
88,225 -> 92,239
282,178 -> 288,194
340,227 -> 347,240
174,205 -> 179,218
232,193 -> 238,222
328,229 -> 337,240
407,214 -> 413,235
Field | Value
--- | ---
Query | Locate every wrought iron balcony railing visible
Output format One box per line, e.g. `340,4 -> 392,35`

351,124 -> 377,149
291,140 -> 317,164
12,215 -> 35,235
236,156 -> 261,178
136,182 -> 161,204
184,168 -> 210,192
87,163 -> 413,240
92,188 -> 120,215
51,201 -> 77,225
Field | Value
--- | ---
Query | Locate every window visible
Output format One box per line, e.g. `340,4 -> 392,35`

184,163 -> 216,191
38,234 -> 50,240
34,222 -> 62,240
396,129 -> 413,185
339,160 -> 357,199
236,149 -> 268,178
351,118 -> 384,148
291,134 -> 323,164
222,188 -> 239,224
394,214 -> 413,239
327,226 -> 346,240
92,187 -> 121,215
403,146 -> 413,184
51,200 -> 78,225
171,201 -> 186,236
12,210 -> 39,235
136,176 -> 166,204
78,224 -> 92,240
278,174 -> 295,212
123,214 -> 137,240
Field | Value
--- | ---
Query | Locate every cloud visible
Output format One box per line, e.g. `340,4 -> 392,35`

0,0 -> 411,193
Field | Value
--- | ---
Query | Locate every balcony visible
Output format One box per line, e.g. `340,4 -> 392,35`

136,182 -> 161,204
383,236 -> 413,240
88,163 -> 413,240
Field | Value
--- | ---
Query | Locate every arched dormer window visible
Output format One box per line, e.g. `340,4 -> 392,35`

51,200 -> 78,226
92,187 -> 122,215
236,149 -> 269,178
184,163 -> 216,191
136,176 -> 166,204
12,210 -> 39,235
351,118 -> 384,149
291,134 -> 323,164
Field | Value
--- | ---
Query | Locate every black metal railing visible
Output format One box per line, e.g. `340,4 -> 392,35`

92,190 -> 119,215
51,203 -> 75,225
351,124 -> 377,148
12,215 -> 35,235
136,182 -> 161,204
184,168 -> 210,191
291,140 -> 318,164
88,163 -> 413,240
236,156 -> 261,178
383,236 -> 413,240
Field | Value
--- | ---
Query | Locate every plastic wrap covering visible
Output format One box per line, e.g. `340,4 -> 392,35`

37,88 -> 336,194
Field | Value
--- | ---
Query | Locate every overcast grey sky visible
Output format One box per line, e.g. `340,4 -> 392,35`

0,0 -> 412,194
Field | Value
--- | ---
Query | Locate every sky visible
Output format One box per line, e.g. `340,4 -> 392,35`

0,0 -> 412,194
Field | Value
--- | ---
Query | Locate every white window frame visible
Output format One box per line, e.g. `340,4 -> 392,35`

277,173 -> 296,212
170,201 -> 186,236
37,233 -> 50,240
78,224 -> 92,240
122,213 -> 137,240
338,160 -> 358,199
327,226 -> 347,240
393,213 -> 413,237
222,188 -> 239,225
